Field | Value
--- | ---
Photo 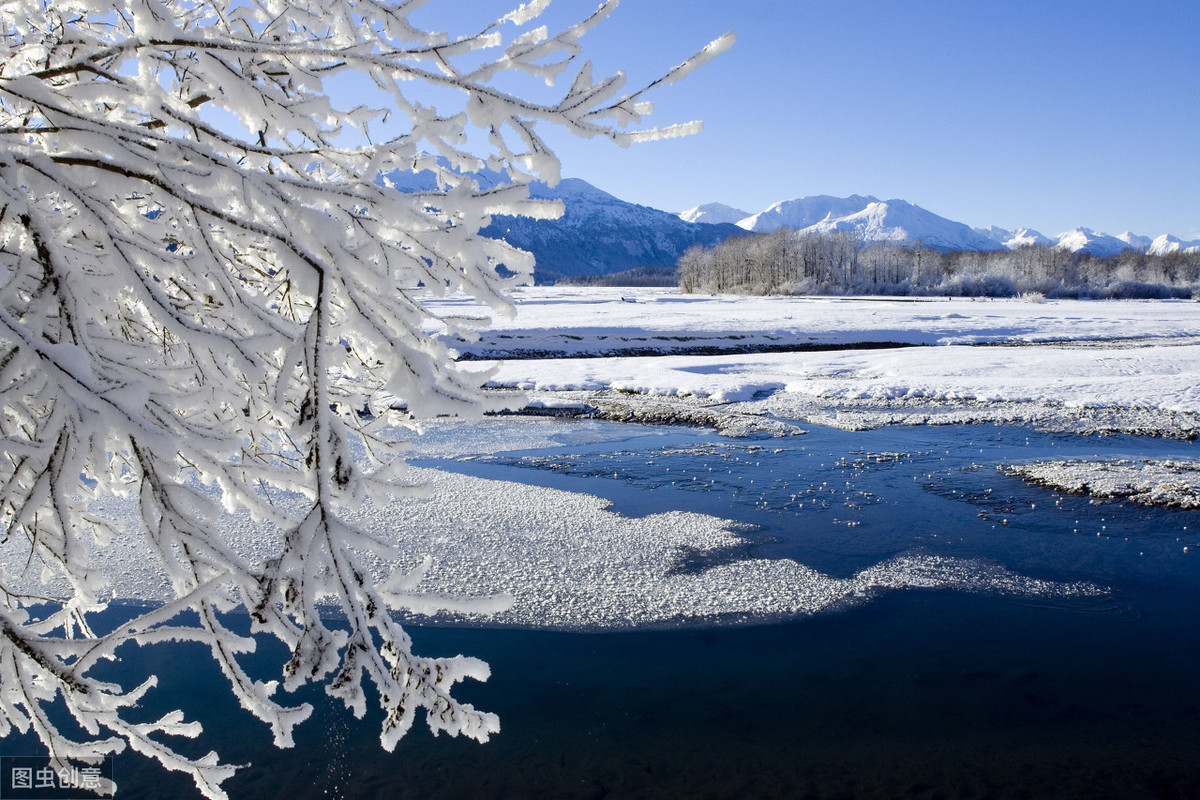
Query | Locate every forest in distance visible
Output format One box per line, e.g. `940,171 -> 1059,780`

670,229 -> 1200,299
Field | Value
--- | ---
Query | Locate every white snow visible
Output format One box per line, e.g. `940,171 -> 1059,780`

439,287 -> 1200,435
697,193 -> 1188,255
1118,231 -> 1154,251
434,286 -> 1200,354
977,225 -> 1053,249
436,281 -> 1200,340
802,199 -> 1004,252
1008,459 -> 1200,509
1149,234 -> 1200,255
490,338 -> 1200,414
736,195 -> 878,233
428,289 -> 1200,424
677,202 -> 749,225
1053,227 -> 1140,256
368,456 -> 1101,629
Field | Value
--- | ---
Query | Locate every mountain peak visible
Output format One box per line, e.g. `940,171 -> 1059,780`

679,202 -> 750,226
477,176 -> 742,282
975,226 -> 1052,249
1149,234 -> 1200,255
723,194 -> 1002,252
1053,227 -> 1140,257
736,194 -> 880,233
529,177 -> 620,204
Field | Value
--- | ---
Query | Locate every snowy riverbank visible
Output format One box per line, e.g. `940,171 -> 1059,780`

426,287 -> 1200,438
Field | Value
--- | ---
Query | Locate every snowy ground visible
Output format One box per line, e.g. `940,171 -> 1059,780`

433,287 -> 1200,355
428,286 -> 1200,438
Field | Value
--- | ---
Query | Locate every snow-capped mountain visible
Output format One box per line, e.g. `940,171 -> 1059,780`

1118,232 -> 1154,251
976,226 -> 1054,249
1052,228 -> 1141,258
807,199 -> 1005,252
737,195 -> 879,233
731,195 -> 1003,252
678,202 -> 749,226
480,179 -> 742,282
682,194 -> 1192,259
1148,234 -> 1200,255
979,226 -> 1172,256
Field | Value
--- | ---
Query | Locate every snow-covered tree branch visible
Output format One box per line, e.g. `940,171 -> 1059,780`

0,1 -> 732,796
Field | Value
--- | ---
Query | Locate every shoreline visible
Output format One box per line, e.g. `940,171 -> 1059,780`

498,386 -> 1200,440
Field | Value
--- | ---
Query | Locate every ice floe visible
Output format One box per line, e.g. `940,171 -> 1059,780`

355,465 -> 1103,630
1008,459 -> 1200,509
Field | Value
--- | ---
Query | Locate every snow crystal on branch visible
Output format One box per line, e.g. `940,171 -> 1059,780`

0,0 -> 729,797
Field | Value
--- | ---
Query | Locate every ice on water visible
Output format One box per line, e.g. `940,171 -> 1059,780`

10,418 -> 1104,632
1009,459 -> 1200,509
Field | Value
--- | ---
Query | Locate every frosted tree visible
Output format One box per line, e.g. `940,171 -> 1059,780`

0,0 -> 733,796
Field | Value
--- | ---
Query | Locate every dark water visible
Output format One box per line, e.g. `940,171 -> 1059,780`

9,421 -> 1200,799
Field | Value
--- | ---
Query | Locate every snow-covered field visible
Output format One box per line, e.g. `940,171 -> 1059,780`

436,286 -> 1200,352
429,286 -> 1200,437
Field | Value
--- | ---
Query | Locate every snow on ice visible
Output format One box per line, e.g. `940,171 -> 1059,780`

1008,459 -> 1200,509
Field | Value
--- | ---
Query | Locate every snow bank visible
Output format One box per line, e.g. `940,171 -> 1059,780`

490,343 -> 1200,415
445,287 -> 1200,437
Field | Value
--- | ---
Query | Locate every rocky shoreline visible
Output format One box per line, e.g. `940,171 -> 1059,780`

497,387 -> 1200,441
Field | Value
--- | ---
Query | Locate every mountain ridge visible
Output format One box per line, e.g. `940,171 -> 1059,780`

685,194 -> 1198,257
385,163 -> 1198,282
479,178 -> 744,283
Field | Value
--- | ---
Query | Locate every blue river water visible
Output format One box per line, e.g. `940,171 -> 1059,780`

426,420 -> 1199,597
9,420 -> 1200,798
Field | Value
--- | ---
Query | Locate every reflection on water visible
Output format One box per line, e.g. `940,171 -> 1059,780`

10,420 -> 1200,798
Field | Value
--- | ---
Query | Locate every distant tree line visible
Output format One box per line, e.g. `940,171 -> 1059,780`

677,229 -> 1200,299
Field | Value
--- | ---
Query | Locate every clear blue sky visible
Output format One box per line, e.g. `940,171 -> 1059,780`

500,0 -> 1199,239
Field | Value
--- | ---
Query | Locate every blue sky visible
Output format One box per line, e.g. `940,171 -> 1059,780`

496,0 -> 1199,239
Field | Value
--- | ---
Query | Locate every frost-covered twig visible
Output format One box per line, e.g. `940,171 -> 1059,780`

0,1 -> 730,797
